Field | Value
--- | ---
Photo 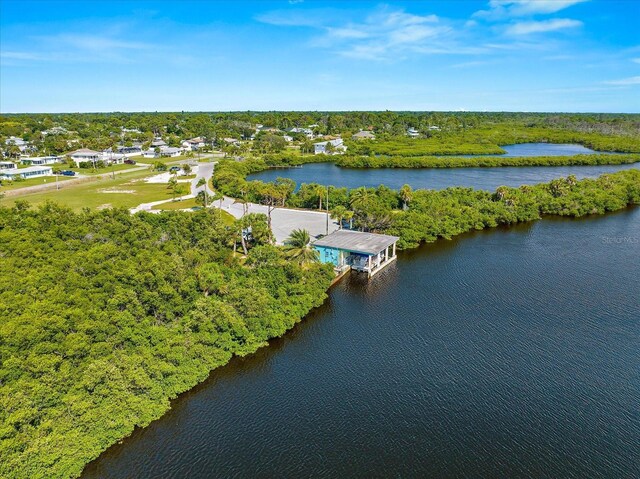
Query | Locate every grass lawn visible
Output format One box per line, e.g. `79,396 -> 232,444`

67,163 -> 145,175
1,169 -> 177,211
0,175 -> 77,192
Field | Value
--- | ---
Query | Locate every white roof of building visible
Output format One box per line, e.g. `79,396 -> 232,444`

353,131 -> 375,138
313,230 -> 399,255
69,148 -> 100,156
1,166 -> 52,175
314,139 -> 344,146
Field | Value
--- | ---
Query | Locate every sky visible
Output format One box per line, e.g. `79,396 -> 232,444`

1,0 -> 639,113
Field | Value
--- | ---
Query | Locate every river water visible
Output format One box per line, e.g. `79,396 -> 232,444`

248,143 -> 638,191
82,207 -> 640,478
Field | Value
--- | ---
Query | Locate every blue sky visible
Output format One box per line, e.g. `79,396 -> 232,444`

1,0 -> 639,112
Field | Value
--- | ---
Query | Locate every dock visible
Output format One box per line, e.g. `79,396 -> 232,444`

313,229 -> 399,278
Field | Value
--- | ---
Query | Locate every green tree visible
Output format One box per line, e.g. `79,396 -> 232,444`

283,228 -> 319,265
399,184 -> 413,210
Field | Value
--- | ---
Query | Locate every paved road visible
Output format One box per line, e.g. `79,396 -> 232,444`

191,161 -> 339,244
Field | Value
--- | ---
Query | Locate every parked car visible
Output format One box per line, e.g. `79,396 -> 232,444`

124,159 -> 137,165
61,170 -> 76,176
169,166 -> 180,173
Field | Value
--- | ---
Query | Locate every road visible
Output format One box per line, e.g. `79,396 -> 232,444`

191,162 -> 339,244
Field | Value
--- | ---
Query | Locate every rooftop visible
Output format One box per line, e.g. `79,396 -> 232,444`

69,148 -> 100,156
313,229 -> 399,255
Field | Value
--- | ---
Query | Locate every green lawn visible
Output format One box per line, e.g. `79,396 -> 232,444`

67,163 -> 145,175
0,175 -> 76,192
1,169 -> 176,210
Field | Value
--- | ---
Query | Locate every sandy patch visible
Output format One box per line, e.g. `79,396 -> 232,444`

99,189 -> 136,194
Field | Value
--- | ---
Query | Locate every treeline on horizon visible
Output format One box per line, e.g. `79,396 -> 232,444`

1,111 -> 639,155
1,168 -> 640,479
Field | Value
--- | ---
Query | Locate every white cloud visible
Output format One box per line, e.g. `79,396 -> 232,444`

505,18 -> 582,35
632,58 -> 640,64
604,76 -> 640,86
257,6 -> 469,61
475,0 -> 588,19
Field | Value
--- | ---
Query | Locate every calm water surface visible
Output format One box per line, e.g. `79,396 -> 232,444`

248,143 -> 638,191
83,208 -> 640,479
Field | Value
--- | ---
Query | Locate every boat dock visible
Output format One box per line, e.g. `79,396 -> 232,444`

313,229 -> 399,278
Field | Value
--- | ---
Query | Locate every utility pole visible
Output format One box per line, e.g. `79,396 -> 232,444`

325,185 -> 330,235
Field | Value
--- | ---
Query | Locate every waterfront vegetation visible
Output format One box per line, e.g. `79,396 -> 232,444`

1,167 -> 639,478
3,110 -> 640,479
213,160 -> 640,249
0,205 -> 334,479
333,153 -> 640,169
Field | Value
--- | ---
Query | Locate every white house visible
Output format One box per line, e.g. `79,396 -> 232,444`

42,126 -> 68,136
428,125 -> 441,131
160,147 -> 182,157
21,156 -> 64,166
0,161 -> 17,169
181,137 -> 206,151
151,138 -> 167,148
407,127 -> 420,138
352,130 -> 376,140
0,166 -> 53,180
116,144 -> 143,156
68,148 -> 101,166
142,150 -> 157,159
314,139 -> 347,155
223,137 -> 241,146
100,151 -> 126,164
283,135 -> 293,142
5,136 -> 36,154
287,127 -> 314,138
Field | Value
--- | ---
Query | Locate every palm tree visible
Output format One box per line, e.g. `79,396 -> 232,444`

284,229 -> 319,264
313,184 -> 326,210
349,187 -> 374,211
331,205 -> 347,229
399,184 -> 413,210
196,177 -> 208,206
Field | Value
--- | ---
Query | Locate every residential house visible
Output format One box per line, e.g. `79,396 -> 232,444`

160,147 -> 182,157
21,156 -> 64,166
42,126 -> 68,136
0,166 -> 53,180
150,138 -> 167,148
181,137 -> 207,151
5,136 -> 36,154
314,139 -> 347,155
223,138 -> 241,146
142,146 -> 182,158
287,127 -> 314,138
352,130 -> 376,140
0,161 -> 17,169
100,151 -> 126,164
407,127 -> 420,138
68,148 -> 101,166
116,144 -> 143,156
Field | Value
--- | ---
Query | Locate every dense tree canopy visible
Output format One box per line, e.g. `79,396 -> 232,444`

0,205 -> 333,479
